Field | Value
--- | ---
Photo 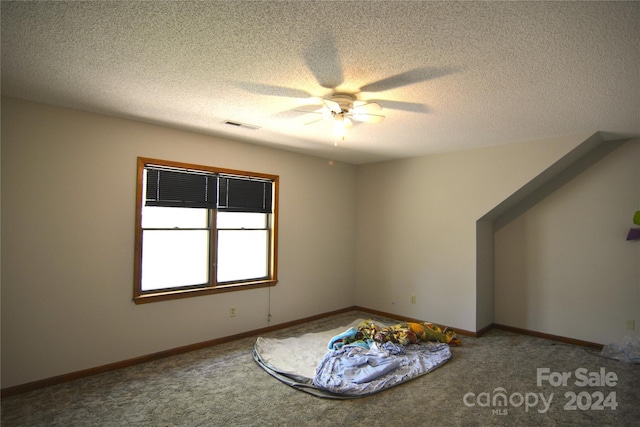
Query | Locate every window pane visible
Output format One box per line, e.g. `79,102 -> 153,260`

142,206 -> 208,228
217,230 -> 268,283
141,230 -> 209,291
217,212 -> 267,229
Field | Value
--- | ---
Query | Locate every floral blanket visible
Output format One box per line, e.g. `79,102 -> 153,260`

328,319 -> 461,350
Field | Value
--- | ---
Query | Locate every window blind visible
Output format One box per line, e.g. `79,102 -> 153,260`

145,166 -> 217,208
145,167 -> 272,213
218,175 -> 273,213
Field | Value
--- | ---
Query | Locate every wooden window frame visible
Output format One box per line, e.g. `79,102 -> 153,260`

133,157 -> 278,304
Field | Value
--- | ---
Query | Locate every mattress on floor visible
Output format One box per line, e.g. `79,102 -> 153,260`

253,319 -> 452,399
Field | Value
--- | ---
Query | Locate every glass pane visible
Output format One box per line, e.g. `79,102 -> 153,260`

217,212 -> 267,229
141,230 -> 209,291
142,206 -> 208,229
217,230 -> 268,283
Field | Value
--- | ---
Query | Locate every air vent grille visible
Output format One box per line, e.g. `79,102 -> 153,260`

223,120 -> 260,130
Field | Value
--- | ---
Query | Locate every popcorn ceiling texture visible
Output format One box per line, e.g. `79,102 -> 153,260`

2,1 -> 639,164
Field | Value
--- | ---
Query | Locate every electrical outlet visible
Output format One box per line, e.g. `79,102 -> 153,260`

230,306 -> 236,317
411,295 -> 416,304
626,319 -> 635,330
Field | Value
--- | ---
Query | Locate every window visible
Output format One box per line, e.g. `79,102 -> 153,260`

133,157 -> 278,303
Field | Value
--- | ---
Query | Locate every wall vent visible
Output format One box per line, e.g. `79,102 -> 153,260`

223,120 -> 261,130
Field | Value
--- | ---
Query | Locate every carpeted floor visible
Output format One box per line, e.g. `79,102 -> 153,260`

2,310 -> 639,426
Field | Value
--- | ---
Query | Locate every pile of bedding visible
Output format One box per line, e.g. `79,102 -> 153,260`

254,319 -> 459,398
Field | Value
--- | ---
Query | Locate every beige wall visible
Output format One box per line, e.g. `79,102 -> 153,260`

494,139 -> 640,345
3,96 -> 638,390
1,97 -> 357,388
354,134 -> 594,332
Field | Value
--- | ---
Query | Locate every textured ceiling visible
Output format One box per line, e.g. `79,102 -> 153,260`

2,1 -> 639,164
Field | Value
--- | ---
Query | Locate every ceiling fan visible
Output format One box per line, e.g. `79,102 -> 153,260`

298,93 -> 385,141
236,36 -> 456,142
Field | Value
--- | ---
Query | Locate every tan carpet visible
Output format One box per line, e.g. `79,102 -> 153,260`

2,310 -> 639,426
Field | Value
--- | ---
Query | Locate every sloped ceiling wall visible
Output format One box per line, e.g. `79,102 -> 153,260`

355,133 -> 594,332
493,138 -> 639,344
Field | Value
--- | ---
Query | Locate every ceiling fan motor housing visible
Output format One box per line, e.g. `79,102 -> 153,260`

328,94 -> 355,113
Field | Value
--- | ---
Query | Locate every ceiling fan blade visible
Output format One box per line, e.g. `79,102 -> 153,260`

352,101 -> 382,113
303,35 -> 344,89
236,82 -> 312,98
349,113 -> 385,124
367,99 -> 429,113
292,106 -> 325,114
304,117 -> 326,125
273,103 -> 326,118
324,98 -> 342,114
359,67 -> 456,93
294,110 -> 325,116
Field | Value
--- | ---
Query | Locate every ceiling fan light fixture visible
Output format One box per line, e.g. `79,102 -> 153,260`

333,115 -> 351,140
299,93 -> 384,143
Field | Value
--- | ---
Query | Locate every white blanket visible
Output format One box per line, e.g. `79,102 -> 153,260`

255,320 -> 364,379
313,341 -> 451,396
